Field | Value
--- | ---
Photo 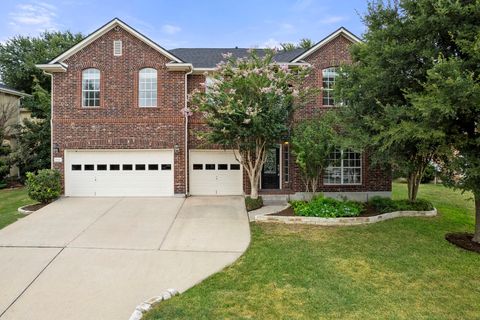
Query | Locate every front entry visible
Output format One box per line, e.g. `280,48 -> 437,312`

261,146 -> 280,189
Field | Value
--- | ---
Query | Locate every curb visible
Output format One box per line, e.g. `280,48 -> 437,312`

255,208 -> 437,226
129,289 -> 179,320
17,204 -> 37,215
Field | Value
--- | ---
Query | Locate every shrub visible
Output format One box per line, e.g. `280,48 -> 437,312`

26,169 -> 62,204
245,196 -> 263,211
421,164 -> 437,183
367,196 -> 433,213
291,195 -> 362,218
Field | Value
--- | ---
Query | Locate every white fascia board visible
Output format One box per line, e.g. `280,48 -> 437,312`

36,64 -> 67,73
291,27 -> 362,63
165,63 -> 193,71
48,18 -> 183,65
192,68 -> 216,74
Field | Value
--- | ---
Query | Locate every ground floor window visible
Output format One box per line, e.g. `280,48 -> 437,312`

323,149 -> 362,185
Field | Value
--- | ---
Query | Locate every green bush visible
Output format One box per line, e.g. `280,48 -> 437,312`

26,169 -> 62,204
367,196 -> 433,213
245,196 -> 263,211
421,164 -> 437,183
290,195 -> 362,218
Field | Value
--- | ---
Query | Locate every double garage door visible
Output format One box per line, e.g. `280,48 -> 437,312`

64,149 -> 243,197
65,150 -> 174,197
189,150 -> 243,195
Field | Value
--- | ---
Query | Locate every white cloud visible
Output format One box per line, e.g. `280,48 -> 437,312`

320,16 -> 347,25
293,0 -> 313,11
161,24 -> 181,35
9,1 -> 58,32
262,38 -> 282,49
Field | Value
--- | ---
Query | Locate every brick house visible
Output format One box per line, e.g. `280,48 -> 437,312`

37,18 -> 391,200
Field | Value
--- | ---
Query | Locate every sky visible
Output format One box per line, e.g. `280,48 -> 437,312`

0,0 -> 369,49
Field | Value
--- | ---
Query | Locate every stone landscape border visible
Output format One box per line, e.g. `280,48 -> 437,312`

255,208 -> 437,226
17,205 -> 36,215
129,288 -> 179,320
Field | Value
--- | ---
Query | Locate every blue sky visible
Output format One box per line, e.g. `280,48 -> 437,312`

0,0 -> 369,49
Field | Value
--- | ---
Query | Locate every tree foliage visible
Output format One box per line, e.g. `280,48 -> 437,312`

0,31 -> 83,93
280,38 -> 314,51
189,50 -> 316,198
334,0 -> 455,201
291,112 -> 338,193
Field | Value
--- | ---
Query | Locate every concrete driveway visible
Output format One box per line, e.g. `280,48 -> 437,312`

0,196 -> 250,320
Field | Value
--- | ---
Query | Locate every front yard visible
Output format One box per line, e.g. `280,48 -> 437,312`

146,182 -> 480,319
0,187 -> 31,229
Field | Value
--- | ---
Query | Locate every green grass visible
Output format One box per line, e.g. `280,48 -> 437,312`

145,182 -> 480,320
0,188 -> 32,229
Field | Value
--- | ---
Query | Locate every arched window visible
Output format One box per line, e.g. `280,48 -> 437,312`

139,68 -> 157,107
82,68 -> 100,107
322,67 -> 338,106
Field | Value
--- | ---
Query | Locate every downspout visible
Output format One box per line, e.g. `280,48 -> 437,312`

41,71 -> 54,169
184,66 -> 193,197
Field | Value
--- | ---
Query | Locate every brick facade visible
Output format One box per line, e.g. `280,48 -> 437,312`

50,23 -> 391,196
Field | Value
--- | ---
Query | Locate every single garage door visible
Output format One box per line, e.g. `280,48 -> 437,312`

65,150 -> 174,197
189,150 -> 243,195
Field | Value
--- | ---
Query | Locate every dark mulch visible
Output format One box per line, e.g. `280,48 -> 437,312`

445,233 -> 480,254
22,203 -> 47,212
269,205 -> 381,217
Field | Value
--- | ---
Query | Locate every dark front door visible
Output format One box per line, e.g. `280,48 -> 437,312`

261,146 -> 280,189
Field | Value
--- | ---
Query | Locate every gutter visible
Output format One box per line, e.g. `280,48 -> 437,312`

38,70 -> 54,170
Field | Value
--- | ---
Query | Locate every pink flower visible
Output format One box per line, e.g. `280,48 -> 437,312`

181,107 -> 193,117
221,52 -> 233,59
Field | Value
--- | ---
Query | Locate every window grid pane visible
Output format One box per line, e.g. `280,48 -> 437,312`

324,149 -> 362,185
322,67 -> 337,106
82,68 -> 100,107
139,68 -> 157,107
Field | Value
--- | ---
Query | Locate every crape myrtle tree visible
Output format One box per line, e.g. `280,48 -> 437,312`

189,50 -> 316,199
333,0 -> 453,201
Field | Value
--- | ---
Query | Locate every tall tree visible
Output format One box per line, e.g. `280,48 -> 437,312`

0,31 -> 83,176
189,50 -> 316,199
334,0 -> 454,201
0,31 -> 83,94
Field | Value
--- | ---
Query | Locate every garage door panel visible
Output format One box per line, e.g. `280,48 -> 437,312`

189,150 -> 243,196
65,150 -> 174,197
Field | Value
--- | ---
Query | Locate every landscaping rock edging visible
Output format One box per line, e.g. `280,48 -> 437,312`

128,289 -> 179,320
255,208 -> 437,226
17,204 -> 37,215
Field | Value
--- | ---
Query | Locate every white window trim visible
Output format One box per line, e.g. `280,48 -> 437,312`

322,67 -> 338,106
138,68 -> 158,108
324,149 -> 362,186
82,68 -> 100,108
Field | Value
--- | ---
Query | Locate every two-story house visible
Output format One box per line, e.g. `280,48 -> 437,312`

37,18 -> 391,200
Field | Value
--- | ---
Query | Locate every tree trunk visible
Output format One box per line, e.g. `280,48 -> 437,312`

250,180 -> 259,199
407,168 -> 424,202
473,193 -> 480,244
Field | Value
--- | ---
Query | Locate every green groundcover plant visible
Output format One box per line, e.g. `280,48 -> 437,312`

290,195 -> 433,218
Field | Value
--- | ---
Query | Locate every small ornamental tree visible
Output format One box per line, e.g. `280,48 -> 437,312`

291,112 -> 338,194
189,50 -> 315,199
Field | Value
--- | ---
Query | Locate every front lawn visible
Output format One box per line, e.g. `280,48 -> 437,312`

0,188 -> 32,229
145,182 -> 480,319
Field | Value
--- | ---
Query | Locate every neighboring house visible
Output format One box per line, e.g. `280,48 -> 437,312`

37,18 -> 391,200
0,84 -> 31,177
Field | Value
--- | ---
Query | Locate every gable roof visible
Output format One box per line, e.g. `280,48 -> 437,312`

290,27 -> 362,62
48,18 -> 183,65
170,48 -> 305,68
0,83 -> 30,97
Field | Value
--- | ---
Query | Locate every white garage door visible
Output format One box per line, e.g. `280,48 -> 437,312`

189,150 -> 243,195
65,150 -> 174,197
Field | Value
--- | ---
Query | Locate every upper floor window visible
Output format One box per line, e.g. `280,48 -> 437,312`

323,149 -> 362,185
322,67 -> 338,106
113,40 -> 122,56
205,76 -> 214,93
82,68 -> 100,107
139,68 -> 157,107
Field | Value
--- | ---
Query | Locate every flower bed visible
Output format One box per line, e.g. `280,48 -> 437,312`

289,195 -> 433,218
